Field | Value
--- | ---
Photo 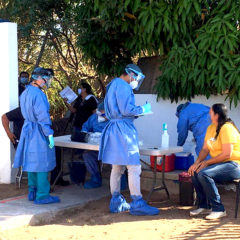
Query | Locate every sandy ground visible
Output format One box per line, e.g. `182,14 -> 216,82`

1,190 -> 240,240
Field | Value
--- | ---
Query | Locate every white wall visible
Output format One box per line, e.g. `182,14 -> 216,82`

0,23 -> 18,183
135,94 -> 240,159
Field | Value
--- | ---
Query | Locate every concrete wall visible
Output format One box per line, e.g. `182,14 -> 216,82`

134,94 -> 240,161
0,23 -> 18,183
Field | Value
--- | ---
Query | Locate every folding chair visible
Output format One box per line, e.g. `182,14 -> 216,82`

15,166 -> 28,189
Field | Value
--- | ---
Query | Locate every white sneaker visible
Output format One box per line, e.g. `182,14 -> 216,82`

190,208 -> 212,217
205,211 -> 227,220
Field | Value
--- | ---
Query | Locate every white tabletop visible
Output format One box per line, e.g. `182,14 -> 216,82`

54,135 -> 183,156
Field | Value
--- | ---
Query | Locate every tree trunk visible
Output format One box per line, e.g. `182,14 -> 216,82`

34,30 -> 49,68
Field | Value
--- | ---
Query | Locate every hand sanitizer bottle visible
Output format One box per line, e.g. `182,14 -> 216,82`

161,123 -> 169,148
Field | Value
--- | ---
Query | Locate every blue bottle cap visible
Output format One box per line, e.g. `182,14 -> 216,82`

163,123 -> 167,131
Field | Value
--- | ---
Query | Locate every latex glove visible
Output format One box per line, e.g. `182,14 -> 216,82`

141,103 -> 151,113
48,135 -> 54,149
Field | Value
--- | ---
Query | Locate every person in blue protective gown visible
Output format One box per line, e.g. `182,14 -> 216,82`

176,102 -> 211,158
81,102 -> 109,189
99,64 -> 159,216
14,67 -> 60,204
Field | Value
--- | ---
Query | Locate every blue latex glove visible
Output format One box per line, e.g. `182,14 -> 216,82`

141,103 -> 151,113
48,135 -> 54,149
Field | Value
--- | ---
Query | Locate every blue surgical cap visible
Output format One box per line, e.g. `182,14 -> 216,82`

126,64 -> 143,74
176,102 -> 190,117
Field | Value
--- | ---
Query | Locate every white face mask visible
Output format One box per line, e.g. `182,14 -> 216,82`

40,81 -> 47,89
98,116 -> 106,123
78,88 -> 82,95
130,80 -> 138,89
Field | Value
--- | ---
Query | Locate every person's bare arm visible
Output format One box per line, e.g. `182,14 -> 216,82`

188,142 -> 209,176
1,114 -> 16,144
63,98 -> 77,113
196,143 -> 233,173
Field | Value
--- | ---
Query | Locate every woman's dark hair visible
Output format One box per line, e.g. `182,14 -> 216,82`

81,82 -> 92,94
212,103 -> 240,138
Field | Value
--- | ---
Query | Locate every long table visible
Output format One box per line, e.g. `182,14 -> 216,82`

54,135 -> 183,202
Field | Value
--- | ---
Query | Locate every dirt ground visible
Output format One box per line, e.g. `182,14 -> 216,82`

0,183 -> 28,200
1,189 -> 240,240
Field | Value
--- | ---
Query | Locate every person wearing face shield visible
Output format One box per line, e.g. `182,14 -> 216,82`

80,102 -> 109,189
18,71 -> 29,96
13,67 -> 60,204
98,64 -> 159,216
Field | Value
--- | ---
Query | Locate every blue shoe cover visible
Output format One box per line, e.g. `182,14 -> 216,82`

34,195 -> 60,204
109,192 -> 130,213
130,196 -> 159,216
28,187 -> 37,201
84,174 -> 102,189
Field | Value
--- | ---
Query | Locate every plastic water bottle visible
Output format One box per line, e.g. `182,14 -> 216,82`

161,123 -> 169,148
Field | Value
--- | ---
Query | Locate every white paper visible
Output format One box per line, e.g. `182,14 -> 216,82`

59,86 -> 78,104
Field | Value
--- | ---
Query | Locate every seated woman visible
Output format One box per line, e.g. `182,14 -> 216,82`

188,103 -> 240,220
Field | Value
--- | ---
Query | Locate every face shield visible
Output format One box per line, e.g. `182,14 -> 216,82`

42,75 -> 53,89
31,67 -> 53,90
125,67 -> 145,90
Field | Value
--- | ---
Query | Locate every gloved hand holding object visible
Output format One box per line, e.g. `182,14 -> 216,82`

48,135 -> 54,149
141,102 -> 151,113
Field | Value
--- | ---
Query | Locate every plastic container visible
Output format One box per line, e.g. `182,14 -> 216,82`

150,154 -> 175,172
175,152 -> 194,170
161,123 -> 169,148
87,132 -> 102,144
179,172 -> 194,206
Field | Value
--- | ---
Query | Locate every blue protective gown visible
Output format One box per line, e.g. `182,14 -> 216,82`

177,103 -> 211,156
81,113 -> 109,133
14,85 -> 56,172
98,78 -> 143,165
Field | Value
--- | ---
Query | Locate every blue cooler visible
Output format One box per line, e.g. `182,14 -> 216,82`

175,152 -> 194,170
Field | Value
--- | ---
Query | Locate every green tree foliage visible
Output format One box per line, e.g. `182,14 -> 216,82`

156,0 -> 240,105
0,0 -> 106,118
1,0 -> 240,107
75,0 -> 240,104
74,0 -> 206,75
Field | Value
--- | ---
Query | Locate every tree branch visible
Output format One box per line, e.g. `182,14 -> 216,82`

53,76 -> 64,90
61,31 -> 79,70
50,32 -> 75,69
18,57 -> 34,65
34,30 -> 49,68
